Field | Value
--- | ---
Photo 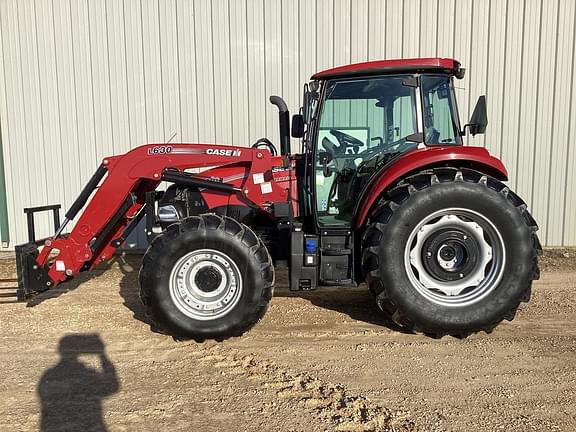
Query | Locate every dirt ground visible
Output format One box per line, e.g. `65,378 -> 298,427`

0,250 -> 575,431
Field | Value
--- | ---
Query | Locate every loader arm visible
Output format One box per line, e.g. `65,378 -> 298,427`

16,143 -> 285,299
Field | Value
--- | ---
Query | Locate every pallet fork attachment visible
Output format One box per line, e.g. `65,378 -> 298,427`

11,204 -> 62,300
0,277 -> 19,303
14,164 -> 111,300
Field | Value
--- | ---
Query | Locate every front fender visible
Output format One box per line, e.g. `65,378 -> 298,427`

353,146 -> 508,229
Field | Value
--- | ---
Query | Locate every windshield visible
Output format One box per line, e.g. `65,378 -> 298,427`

314,76 -> 419,226
421,75 -> 462,144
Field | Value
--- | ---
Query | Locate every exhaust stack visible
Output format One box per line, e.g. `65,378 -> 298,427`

269,96 -> 290,156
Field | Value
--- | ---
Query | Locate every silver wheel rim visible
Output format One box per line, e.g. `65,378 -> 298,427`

404,208 -> 505,307
169,249 -> 243,320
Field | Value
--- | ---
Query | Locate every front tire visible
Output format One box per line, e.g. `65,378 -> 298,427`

362,168 -> 541,338
139,214 -> 274,341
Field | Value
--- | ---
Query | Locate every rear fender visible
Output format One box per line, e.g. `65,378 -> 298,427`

353,146 -> 508,229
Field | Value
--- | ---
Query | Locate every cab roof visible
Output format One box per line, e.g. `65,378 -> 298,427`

311,58 -> 462,80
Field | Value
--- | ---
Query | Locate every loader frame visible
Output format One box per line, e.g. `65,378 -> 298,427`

14,143 -> 289,299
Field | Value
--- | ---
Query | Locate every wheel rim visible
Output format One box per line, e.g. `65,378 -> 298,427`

169,249 -> 243,320
404,208 -> 505,307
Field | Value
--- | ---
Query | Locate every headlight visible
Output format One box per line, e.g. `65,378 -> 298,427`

157,204 -> 180,222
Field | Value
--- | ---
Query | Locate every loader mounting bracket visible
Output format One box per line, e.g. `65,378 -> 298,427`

15,243 -> 53,300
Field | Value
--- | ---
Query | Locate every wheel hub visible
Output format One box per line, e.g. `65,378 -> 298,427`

405,209 -> 505,307
168,249 -> 243,321
421,229 -> 480,282
436,242 -> 464,270
194,266 -> 223,293
439,244 -> 457,262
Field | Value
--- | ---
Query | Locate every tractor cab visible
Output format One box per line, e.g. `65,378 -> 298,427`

300,59 -> 465,227
285,58 -> 488,291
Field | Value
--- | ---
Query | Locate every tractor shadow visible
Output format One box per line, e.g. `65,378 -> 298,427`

26,253 -> 410,335
115,259 -> 412,335
286,290 -> 410,333
26,262 -> 119,307
26,254 -> 156,331
116,254 -> 156,328
272,269 -> 413,334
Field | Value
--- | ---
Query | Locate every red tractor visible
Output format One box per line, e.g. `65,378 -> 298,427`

14,58 -> 541,340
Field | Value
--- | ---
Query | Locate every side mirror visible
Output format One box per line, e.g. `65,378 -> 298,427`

462,96 -> 488,136
291,114 -> 304,138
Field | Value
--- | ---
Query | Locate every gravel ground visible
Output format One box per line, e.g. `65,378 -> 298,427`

0,250 -> 574,431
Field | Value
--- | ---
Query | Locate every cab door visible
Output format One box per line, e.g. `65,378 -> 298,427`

311,76 -> 419,285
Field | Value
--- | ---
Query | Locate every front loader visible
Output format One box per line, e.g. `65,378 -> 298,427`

11,58 -> 541,340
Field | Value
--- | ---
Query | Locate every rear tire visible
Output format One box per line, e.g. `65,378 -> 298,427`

361,168 -> 541,338
139,214 -> 274,341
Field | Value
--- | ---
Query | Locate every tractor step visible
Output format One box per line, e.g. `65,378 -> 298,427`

0,278 -> 19,303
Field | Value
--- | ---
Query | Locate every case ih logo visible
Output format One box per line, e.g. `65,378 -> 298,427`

206,148 -> 242,157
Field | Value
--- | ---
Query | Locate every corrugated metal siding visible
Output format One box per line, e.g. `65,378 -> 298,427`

0,0 -> 575,246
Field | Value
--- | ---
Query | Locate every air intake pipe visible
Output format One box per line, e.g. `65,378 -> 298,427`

269,96 -> 291,156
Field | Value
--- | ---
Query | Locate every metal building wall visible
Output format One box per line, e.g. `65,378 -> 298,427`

0,0 -> 574,247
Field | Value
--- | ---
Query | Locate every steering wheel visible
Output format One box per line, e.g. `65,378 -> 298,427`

251,138 -> 277,156
329,129 -> 364,153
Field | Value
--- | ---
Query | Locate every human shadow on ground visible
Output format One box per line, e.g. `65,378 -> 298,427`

38,334 -> 119,432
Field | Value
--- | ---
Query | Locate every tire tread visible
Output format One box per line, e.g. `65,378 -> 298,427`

139,214 -> 274,342
361,167 -> 541,338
